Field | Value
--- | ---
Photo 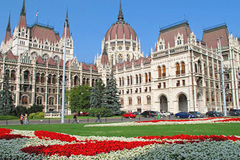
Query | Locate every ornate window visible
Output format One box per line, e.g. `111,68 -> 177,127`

36,73 -> 40,83
118,54 -> 123,63
49,97 -> 54,105
175,33 -> 183,46
176,63 -> 180,76
42,54 -> 49,63
158,66 -> 161,78
128,97 -> 132,105
162,65 -> 166,77
11,70 -> 15,81
22,96 -> 28,105
37,97 -> 42,105
137,97 -> 141,105
147,96 -> 151,104
181,62 -> 185,74
53,56 -> 59,64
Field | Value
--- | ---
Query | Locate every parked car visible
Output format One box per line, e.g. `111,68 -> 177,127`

189,111 -> 204,118
175,112 -> 195,118
132,111 -> 141,115
206,111 -> 223,117
122,112 -> 136,118
141,111 -> 157,117
229,109 -> 240,116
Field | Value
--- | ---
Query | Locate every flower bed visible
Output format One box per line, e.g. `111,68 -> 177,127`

85,117 -> 240,127
0,128 -> 240,159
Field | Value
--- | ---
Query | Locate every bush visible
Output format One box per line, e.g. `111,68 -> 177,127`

28,112 -> 44,119
0,115 -> 18,120
88,107 -> 113,117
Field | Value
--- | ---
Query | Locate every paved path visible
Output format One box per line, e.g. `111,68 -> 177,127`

0,115 -> 176,126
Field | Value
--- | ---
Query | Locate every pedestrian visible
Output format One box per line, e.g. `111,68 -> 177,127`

72,114 -> 78,123
95,112 -> 102,123
24,113 -> 29,124
20,114 -> 23,125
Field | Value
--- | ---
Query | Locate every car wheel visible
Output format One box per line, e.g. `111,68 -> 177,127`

177,116 -> 180,119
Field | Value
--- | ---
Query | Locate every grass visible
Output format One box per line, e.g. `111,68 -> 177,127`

0,123 -> 239,137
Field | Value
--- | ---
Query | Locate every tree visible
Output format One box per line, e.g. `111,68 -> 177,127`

0,73 -> 15,115
27,104 -> 44,114
102,77 -> 121,115
66,85 -> 92,112
90,79 -> 105,108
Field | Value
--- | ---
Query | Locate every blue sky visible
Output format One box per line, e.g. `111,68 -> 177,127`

0,0 -> 240,64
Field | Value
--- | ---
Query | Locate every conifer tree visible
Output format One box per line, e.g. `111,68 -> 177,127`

102,76 -> 121,115
0,73 -> 15,115
90,79 -> 105,108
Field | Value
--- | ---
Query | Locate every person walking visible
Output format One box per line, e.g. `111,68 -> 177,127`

20,114 -> 23,125
24,113 -> 29,124
95,112 -> 102,123
72,114 -> 78,123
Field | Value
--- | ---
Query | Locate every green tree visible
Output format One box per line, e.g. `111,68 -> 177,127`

102,77 -> 121,115
27,104 -> 44,114
66,85 -> 92,112
90,79 -> 105,108
0,73 -> 15,115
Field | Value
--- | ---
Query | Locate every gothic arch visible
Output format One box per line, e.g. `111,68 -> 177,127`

159,94 -> 168,111
177,93 -> 188,112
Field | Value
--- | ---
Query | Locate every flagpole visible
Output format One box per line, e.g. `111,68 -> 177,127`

61,20 -> 67,123
36,10 -> 38,23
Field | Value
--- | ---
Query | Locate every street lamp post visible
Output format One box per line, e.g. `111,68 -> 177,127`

61,20 -> 67,123
218,37 -> 227,116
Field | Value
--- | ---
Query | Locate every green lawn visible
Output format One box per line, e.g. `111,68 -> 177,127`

0,123 -> 239,137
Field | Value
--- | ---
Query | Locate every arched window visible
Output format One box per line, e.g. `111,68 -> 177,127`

136,75 -> 138,84
120,98 -> 124,105
122,77 -> 124,86
147,96 -> 151,104
162,65 -> 166,77
128,97 -> 132,105
53,56 -> 59,64
23,70 -> 30,82
49,97 -> 54,105
36,73 -> 40,83
74,76 -> 79,86
181,62 -> 185,74
11,70 -> 16,81
118,54 -> 123,63
158,66 -> 161,78
37,97 -> 42,105
139,74 -> 141,84
41,73 -> 45,83
42,54 -> 49,63
22,96 -> 28,105
145,73 -> 148,83
127,76 -> 129,85
82,78 -> 86,85
148,72 -> 151,82
127,54 -> 130,62
5,69 -> 10,78
47,74 -> 52,84
176,63 -> 180,76
52,75 -> 57,84
130,76 -> 132,85
137,97 -> 141,105
119,78 -> 121,86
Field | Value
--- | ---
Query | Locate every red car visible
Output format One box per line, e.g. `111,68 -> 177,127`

122,112 -> 136,118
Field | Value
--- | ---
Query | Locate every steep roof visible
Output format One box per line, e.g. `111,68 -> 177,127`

18,0 -> 27,29
202,24 -> 229,48
156,21 -> 191,51
30,24 -> 60,44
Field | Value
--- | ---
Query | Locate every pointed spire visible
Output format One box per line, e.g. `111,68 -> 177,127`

18,0 -> 27,28
62,9 -> 71,38
6,14 -> 11,32
20,0 -> 26,16
101,44 -> 109,66
117,0 -> 124,22
4,14 -> 11,43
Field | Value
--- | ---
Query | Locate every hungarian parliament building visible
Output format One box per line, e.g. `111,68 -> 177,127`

1,0 -> 240,114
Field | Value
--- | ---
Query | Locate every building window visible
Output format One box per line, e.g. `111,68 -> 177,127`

128,97 -> 132,105
147,96 -> 151,104
37,97 -> 42,105
162,65 -> 166,77
158,83 -> 161,89
176,80 -> 180,87
49,97 -> 54,105
136,75 -> 138,84
176,63 -> 180,76
163,82 -> 166,88
139,74 -> 142,84
181,62 -> 185,74
22,96 -> 28,105
158,66 -> 161,78
120,98 -> 124,105
137,97 -> 141,105
145,73 -> 148,83
149,87 -> 151,92
127,76 -> 130,85
139,88 -> 141,93
182,80 -> 185,86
